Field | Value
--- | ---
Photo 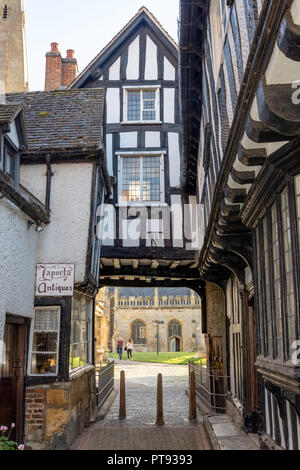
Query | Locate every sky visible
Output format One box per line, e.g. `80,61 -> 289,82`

23,0 -> 180,91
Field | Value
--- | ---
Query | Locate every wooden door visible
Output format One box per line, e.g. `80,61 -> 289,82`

0,321 -> 26,442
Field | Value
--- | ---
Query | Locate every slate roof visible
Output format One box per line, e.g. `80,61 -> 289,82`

5,88 -> 104,154
0,104 -> 22,125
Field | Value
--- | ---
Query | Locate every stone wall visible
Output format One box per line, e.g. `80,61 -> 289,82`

113,306 -> 205,353
25,366 -> 96,450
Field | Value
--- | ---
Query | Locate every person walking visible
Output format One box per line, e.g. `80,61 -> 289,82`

126,339 -> 133,360
117,338 -> 124,360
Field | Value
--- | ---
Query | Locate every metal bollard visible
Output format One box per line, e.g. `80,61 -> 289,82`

189,370 -> 197,421
119,370 -> 126,420
156,373 -> 165,425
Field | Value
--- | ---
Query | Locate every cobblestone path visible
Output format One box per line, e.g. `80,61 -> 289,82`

73,361 -> 211,450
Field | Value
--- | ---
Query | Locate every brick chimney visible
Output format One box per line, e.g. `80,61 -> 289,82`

45,43 -> 78,90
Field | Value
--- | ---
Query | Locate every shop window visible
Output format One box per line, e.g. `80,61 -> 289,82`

29,307 -> 60,376
69,295 -> 92,371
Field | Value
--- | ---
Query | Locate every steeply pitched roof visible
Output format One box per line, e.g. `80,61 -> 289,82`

5,88 -> 105,155
0,104 -> 22,125
69,7 -> 178,89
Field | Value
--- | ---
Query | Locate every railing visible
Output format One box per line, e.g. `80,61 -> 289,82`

96,360 -> 114,408
189,361 -> 229,414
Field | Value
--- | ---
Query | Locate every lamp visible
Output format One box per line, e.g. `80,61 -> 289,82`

35,220 -> 44,232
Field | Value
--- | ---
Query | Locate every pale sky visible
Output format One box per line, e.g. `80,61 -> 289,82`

23,0 -> 180,91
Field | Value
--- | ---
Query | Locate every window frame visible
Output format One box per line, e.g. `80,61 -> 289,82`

255,177 -> 300,363
122,86 -> 161,125
28,306 -> 61,377
209,0 -> 231,87
69,294 -> 93,373
117,151 -> 166,206
1,136 -> 19,183
131,319 -> 147,345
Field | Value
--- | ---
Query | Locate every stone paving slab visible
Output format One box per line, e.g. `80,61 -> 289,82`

205,415 -> 259,451
73,361 -> 211,451
75,425 -> 211,451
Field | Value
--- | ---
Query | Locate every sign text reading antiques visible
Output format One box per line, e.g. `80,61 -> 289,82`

35,264 -> 75,297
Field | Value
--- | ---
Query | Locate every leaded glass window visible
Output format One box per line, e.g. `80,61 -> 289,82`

263,217 -> 273,356
271,203 -> 283,359
30,307 -> 60,375
295,175 -> 300,247
281,188 -> 296,352
121,155 -> 162,203
168,320 -> 182,338
126,89 -> 159,122
70,295 -> 92,371
131,320 -> 146,345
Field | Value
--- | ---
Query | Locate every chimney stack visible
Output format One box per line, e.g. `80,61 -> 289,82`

45,43 -> 78,91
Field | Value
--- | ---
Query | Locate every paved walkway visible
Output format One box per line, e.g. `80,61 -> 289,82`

73,361 -> 211,450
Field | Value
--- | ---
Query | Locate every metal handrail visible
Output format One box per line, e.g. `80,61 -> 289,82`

189,361 -> 230,413
96,360 -> 115,408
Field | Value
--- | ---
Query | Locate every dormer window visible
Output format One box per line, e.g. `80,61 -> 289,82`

122,86 -> 161,124
1,137 -> 19,185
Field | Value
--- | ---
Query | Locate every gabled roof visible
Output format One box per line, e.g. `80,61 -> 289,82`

69,6 -> 178,89
0,104 -> 23,125
5,88 -> 105,155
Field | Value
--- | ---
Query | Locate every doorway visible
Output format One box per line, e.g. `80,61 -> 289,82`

0,318 -> 26,442
169,336 -> 181,352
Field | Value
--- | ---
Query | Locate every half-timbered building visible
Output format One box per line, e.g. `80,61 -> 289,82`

2,88 -> 110,449
69,7 -> 202,291
180,0 -> 300,450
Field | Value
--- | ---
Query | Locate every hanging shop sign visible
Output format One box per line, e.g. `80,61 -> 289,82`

35,264 -> 75,297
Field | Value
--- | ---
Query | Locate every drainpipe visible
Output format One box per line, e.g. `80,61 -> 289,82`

45,154 -> 53,211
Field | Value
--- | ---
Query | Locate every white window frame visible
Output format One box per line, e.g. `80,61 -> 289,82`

122,85 -> 161,124
117,151 -> 166,206
209,0 -> 231,88
28,306 -> 61,377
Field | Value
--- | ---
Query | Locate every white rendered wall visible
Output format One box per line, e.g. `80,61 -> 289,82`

164,88 -> 175,123
20,164 -> 47,203
164,58 -> 175,81
145,132 -> 161,148
36,163 -> 93,283
168,132 -> 180,187
109,57 -> 120,80
120,132 -> 138,148
145,36 -> 158,80
127,36 -> 140,80
106,134 -> 113,176
106,88 -> 120,123
0,199 -> 39,341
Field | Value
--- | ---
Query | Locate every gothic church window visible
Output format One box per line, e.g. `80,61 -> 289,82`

131,320 -> 146,345
168,320 -> 182,339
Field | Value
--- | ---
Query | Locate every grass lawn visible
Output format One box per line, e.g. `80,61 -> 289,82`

109,351 -> 206,365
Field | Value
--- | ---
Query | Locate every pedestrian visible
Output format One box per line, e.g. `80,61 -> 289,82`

117,338 -> 124,360
126,339 -> 133,360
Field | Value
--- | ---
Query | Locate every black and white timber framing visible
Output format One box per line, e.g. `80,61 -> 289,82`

180,0 -> 300,450
70,7 -> 202,289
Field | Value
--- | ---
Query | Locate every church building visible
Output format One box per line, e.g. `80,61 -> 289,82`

109,287 -> 205,353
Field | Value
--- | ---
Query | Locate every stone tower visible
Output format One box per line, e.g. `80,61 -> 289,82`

0,0 -> 28,93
